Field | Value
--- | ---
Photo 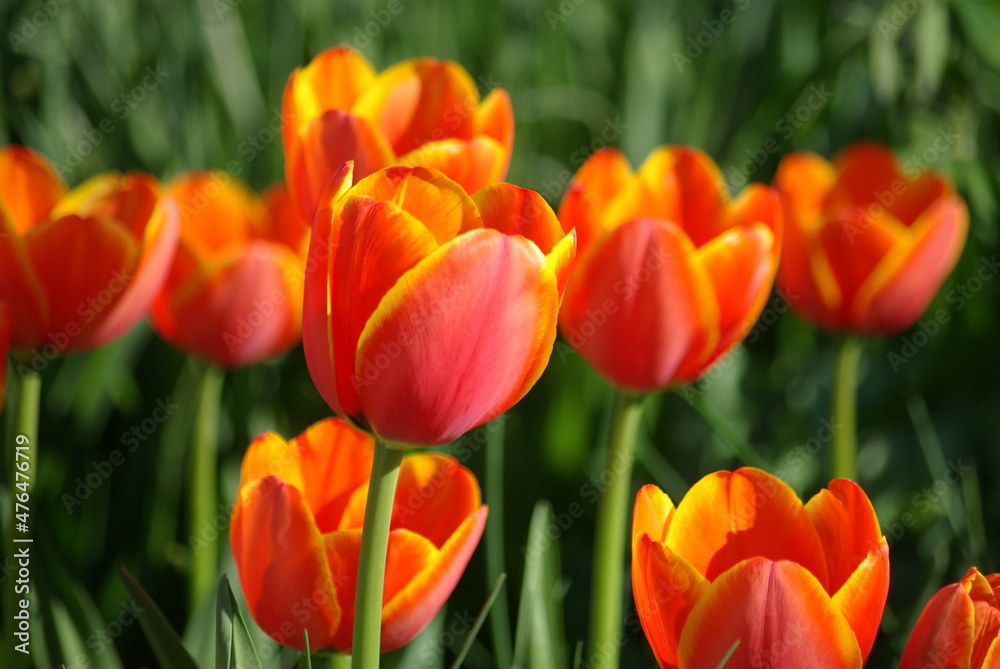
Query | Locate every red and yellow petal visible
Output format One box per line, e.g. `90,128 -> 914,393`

677,558 -> 862,669
853,197 -> 968,335
231,476 -> 342,651
557,148 -> 633,254
353,58 -> 479,156
647,146 -> 730,247
54,172 -> 161,241
774,152 -> 837,229
238,431 -> 305,492
0,208 -> 49,349
381,507 -> 488,651
283,46 -> 377,140
355,228 -> 556,445
663,468 -> 829,586
632,534 -> 709,668
287,109 -> 396,222
165,172 -> 265,260
900,580 -> 976,669
633,484 -> 675,546
805,479 -> 884,595
830,540 -> 889,662
558,218 -> 718,393
262,182 -> 311,256
826,142 -> 905,214
475,88 -> 514,175
397,137 -> 506,196
472,183 -> 565,255
0,145 -> 67,235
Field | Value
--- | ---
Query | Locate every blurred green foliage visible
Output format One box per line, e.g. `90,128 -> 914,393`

2,0 -> 1000,667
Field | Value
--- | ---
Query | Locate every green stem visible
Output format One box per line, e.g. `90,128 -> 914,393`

832,337 -> 861,480
188,363 -> 224,613
352,440 -> 404,669
484,418 -> 513,669
4,367 -> 41,669
589,390 -> 644,669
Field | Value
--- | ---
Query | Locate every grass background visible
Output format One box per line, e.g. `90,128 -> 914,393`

2,0 -> 1000,666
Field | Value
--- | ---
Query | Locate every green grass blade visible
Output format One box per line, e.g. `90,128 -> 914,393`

449,572 -> 507,669
119,567 -> 198,669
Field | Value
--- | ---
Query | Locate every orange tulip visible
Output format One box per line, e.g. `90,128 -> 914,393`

900,566 -> 1000,669
0,145 -> 178,356
150,172 -> 309,368
557,145 -> 782,392
302,162 -> 574,446
774,141 -> 968,335
282,45 -> 513,221
631,468 -> 888,668
230,417 -> 487,653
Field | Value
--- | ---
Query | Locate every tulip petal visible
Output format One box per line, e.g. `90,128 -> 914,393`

632,484 -> 675,545
557,148 -> 633,254
680,222 -> 775,381
853,197 -> 968,334
262,182 -> 311,257
972,602 -> 1000,669
356,228 -> 555,445
475,88 -> 514,174
381,507 -> 488,651
165,172 -> 265,260
397,136 -> 506,195
0,303 -> 9,413
0,145 -> 66,234
239,431 -> 305,491
284,45 -> 376,141
774,152 -> 837,229
473,183 -> 565,254
23,215 -> 140,352
288,109 -> 396,221
0,209 -> 48,349
899,581 -> 975,669
664,468 -> 828,586
558,218 -> 718,392
632,534 -> 709,668
231,476 -> 342,651
831,540 -> 889,662
677,558 -> 862,669
151,241 -> 301,367
353,58 -> 479,156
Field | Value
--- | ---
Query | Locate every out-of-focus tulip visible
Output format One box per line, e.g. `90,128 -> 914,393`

774,141 -> 968,335
150,172 -> 309,368
632,468 -> 888,668
556,145 -> 782,392
900,566 -> 1000,669
0,303 -> 10,412
303,162 -> 574,446
230,417 -> 487,653
282,45 -> 513,221
0,145 -> 178,356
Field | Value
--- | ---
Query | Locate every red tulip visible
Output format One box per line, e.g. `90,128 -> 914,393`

632,468 -> 888,668
900,566 -> 1000,669
774,141 -> 968,335
282,45 -> 513,221
150,172 -> 309,367
0,302 -> 10,412
0,145 -> 178,356
230,417 -> 487,653
557,145 -> 781,392
303,162 -> 574,446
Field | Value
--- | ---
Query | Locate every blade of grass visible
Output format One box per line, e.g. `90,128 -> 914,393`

448,572 -> 507,669
215,574 -> 263,669
513,501 -> 565,669
119,567 -> 199,669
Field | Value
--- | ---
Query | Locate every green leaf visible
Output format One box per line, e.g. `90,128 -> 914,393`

119,567 -> 199,669
216,574 -> 264,669
914,0 -> 949,101
512,501 -> 566,669
954,0 -> 1000,72
449,572 -> 507,669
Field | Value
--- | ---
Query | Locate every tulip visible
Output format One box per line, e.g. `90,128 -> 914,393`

774,141 -> 968,335
631,468 -> 889,668
230,417 -> 488,653
282,45 -> 513,221
0,145 -> 178,355
0,303 -> 9,413
303,162 -> 574,447
900,566 -> 1000,669
557,145 -> 782,392
150,171 -> 309,368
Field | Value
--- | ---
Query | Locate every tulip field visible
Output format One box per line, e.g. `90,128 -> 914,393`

3,0 -> 1000,668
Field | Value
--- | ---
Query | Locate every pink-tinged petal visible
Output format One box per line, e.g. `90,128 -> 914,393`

287,109 -> 395,221
352,58 -> 479,156
475,88 -> 514,175
355,228 -> 556,445
664,468 -> 829,586
900,581 -> 975,669
853,197 -> 968,335
397,136 -> 506,195
632,484 -> 675,545
558,218 -> 718,393
381,507 -> 488,651
632,534 -> 709,668
0,145 -> 67,234
557,148 -> 634,255
677,558 -> 862,669
472,183 -> 565,255
151,241 -> 301,367
230,476 -> 341,652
